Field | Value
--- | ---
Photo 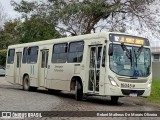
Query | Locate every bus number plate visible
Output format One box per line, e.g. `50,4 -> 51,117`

121,83 -> 135,88
129,93 -> 137,97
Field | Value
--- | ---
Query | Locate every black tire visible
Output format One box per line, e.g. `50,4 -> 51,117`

75,80 -> 83,101
23,75 -> 37,91
110,96 -> 119,104
23,75 -> 30,91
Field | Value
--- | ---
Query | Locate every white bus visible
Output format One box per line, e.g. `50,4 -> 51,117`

5,32 -> 152,103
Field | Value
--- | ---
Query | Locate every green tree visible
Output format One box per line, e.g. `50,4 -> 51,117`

10,0 -> 62,43
17,16 -> 61,43
11,0 -> 160,37
0,49 -> 7,67
0,2 -> 7,29
0,19 -> 20,49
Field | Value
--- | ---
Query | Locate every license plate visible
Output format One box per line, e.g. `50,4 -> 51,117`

129,93 -> 137,97
121,83 -> 135,88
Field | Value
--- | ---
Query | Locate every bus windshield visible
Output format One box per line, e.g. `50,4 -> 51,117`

109,44 -> 151,77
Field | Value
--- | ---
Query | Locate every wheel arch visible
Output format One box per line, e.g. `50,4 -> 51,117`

70,76 -> 83,91
23,73 -> 29,82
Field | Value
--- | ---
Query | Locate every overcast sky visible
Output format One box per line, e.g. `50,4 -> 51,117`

0,0 -> 159,47
1,0 -> 20,18
1,0 -> 35,19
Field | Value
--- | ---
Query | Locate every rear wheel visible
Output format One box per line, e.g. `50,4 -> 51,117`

23,75 -> 30,91
75,80 -> 83,101
23,75 -> 37,91
110,96 -> 119,104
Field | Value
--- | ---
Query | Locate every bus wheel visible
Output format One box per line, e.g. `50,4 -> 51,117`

23,75 -> 37,91
110,96 -> 119,104
75,80 -> 83,101
23,75 -> 30,91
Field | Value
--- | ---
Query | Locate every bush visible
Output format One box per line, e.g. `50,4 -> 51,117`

0,49 -> 7,67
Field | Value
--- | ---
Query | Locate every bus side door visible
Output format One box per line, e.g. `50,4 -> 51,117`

87,45 -> 106,95
39,50 -> 49,87
15,52 -> 22,84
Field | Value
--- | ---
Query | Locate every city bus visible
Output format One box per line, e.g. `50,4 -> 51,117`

5,32 -> 152,103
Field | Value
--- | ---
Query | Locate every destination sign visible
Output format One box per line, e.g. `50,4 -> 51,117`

109,33 -> 150,46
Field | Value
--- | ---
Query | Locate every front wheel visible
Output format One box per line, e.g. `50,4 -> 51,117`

110,96 -> 119,104
75,81 -> 83,101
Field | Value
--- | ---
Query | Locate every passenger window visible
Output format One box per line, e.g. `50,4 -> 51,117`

16,52 -> 22,68
27,46 -> 38,64
52,43 -> 68,63
67,41 -> 84,63
22,47 -> 27,63
7,49 -> 15,64
41,51 -> 45,68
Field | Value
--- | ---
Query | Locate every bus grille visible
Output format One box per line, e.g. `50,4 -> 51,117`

117,77 -> 147,83
121,89 -> 144,96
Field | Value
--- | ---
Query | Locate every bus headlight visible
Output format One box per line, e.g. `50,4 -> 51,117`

108,75 -> 118,86
147,82 -> 151,88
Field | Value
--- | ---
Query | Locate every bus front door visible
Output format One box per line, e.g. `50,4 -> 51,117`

39,50 -> 49,87
88,45 -> 102,93
15,52 -> 22,84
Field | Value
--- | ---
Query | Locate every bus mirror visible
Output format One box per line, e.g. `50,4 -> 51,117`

108,44 -> 113,56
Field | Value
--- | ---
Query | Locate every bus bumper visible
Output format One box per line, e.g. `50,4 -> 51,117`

104,83 -> 151,97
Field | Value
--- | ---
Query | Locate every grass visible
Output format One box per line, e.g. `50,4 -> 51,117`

147,80 -> 160,103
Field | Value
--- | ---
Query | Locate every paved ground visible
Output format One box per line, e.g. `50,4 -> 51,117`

0,77 -> 160,120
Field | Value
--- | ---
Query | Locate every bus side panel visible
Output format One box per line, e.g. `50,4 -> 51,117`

20,63 -> 39,87
21,46 -> 39,88
46,64 -> 72,91
28,64 -> 39,87
5,64 -> 15,84
79,41 -> 88,94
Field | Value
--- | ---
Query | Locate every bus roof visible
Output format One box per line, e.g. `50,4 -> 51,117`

8,32 -> 148,48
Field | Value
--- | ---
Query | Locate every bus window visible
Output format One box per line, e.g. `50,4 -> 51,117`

67,41 -> 84,63
41,51 -> 45,68
41,51 -> 49,68
52,43 -> 68,63
7,49 -> 15,64
16,52 -> 22,68
27,46 -> 38,64
22,47 -> 28,63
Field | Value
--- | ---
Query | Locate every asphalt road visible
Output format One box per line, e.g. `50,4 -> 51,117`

0,77 -> 160,120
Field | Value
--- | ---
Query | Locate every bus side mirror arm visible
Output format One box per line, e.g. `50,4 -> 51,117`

102,45 -> 106,67
108,43 -> 113,56
102,61 -> 105,67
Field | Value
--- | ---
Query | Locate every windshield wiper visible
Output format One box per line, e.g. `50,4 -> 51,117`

134,49 -> 137,67
137,45 -> 143,58
121,43 -> 132,66
134,45 -> 143,67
